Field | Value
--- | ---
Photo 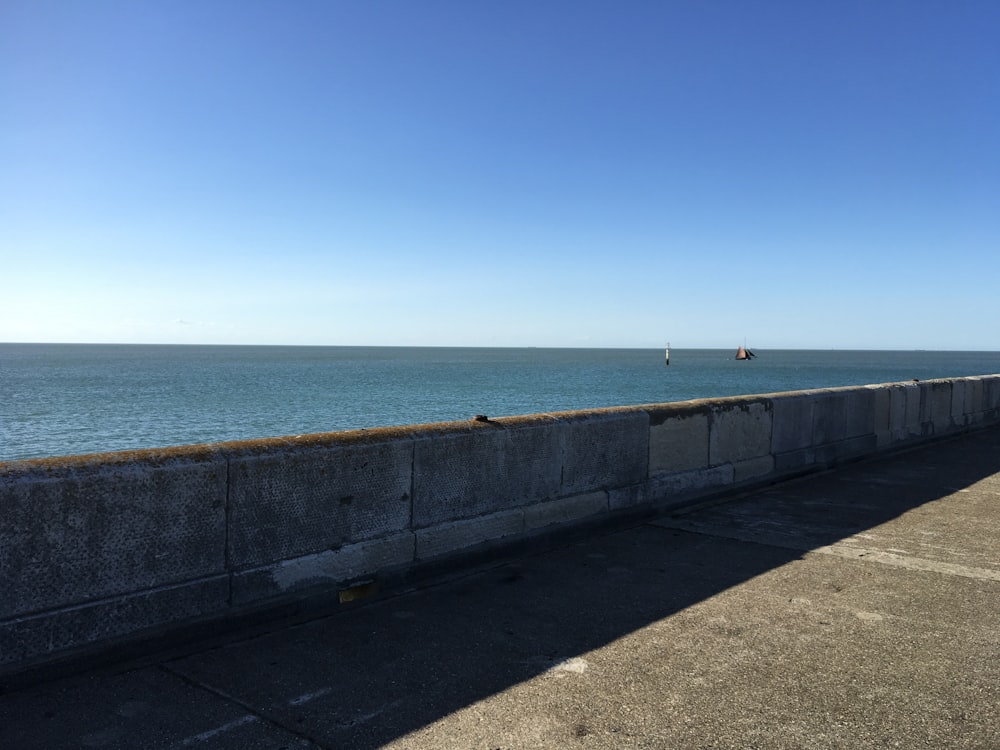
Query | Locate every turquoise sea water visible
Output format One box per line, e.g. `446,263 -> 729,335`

2,344 -> 1000,462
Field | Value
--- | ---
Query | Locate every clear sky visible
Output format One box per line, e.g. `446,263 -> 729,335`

2,1 -> 997,350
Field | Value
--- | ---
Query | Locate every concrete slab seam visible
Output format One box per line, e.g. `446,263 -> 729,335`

159,663 -> 327,750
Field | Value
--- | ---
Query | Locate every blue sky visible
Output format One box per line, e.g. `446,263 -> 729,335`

2,1 -> 997,349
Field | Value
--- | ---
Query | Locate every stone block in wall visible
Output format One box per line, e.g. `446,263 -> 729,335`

872,386 -> 892,448
0,575 -> 229,668
889,383 -> 921,441
230,532 -> 415,605
773,447 -> 817,474
227,436 -> 414,568
647,464 -> 734,508
928,380 -> 953,435
523,491 -> 608,532
975,376 -> 1000,422
770,394 -> 815,453
986,377 -> 1000,411
952,375 -> 1000,426
608,484 -> 646,512
411,416 -> 563,528
812,392 -> 848,445
814,435 -> 877,465
951,379 -> 967,426
807,387 -> 875,444
415,509 -> 524,560
845,388 -> 876,438
559,410 -> 649,494
647,407 -> 709,473
734,455 -> 774,483
774,433 -> 877,474
887,385 -> 905,440
955,378 -> 981,425
980,377 -> 1000,422
708,400 -> 772,465
0,453 -> 227,621
917,381 -> 933,432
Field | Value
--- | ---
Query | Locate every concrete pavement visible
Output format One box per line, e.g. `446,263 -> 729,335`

1,427 -> 998,749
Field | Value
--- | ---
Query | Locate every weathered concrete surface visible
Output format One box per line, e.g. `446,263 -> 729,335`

0,456 -> 227,619
228,438 -> 414,567
411,416 -> 564,527
709,398 -> 772,465
1,427 -> 998,750
647,405 -> 709,472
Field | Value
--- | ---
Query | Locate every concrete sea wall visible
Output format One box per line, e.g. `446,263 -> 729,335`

3,376 -> 1000,675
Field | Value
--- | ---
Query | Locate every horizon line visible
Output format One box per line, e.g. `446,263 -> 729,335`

2,341 -> 999,353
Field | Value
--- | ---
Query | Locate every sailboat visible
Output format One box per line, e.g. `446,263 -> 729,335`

735,344 -> 756,360
665,342 -> 670,367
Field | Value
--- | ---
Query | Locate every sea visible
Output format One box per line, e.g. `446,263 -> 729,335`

2,344 -> 1000,462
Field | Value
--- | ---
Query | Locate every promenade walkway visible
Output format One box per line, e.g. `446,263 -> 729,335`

1,427 -> 998,749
